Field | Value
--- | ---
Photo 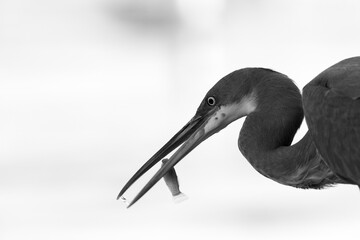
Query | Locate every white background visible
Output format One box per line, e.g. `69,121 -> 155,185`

1,0 -> 360,239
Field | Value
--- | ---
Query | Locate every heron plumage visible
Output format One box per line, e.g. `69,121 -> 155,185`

303,56 -> 360,186
119,57 -> 360,207
237,69 -> 344,188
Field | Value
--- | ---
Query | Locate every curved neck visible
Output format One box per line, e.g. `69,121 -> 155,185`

238,105 -> 305,179
238,73 -> 342,188
239,110 -> 307,177
238,71 -> 304,156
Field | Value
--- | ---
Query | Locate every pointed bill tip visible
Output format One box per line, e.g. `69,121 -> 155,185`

116,117 -> 202,204
119,107 -> 220,208
126,199 -> 136,208
116,193 -> 121,200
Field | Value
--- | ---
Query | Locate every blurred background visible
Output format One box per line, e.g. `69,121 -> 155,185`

1,0 -> 360,239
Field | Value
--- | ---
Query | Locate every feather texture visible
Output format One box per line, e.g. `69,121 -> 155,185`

303,57 -> 360,185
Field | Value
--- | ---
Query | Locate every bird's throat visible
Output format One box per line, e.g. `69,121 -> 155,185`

237,74 -> 315,186
238,99 -> 343,188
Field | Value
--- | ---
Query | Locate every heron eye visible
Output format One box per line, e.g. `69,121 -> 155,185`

207,96 -> 216,106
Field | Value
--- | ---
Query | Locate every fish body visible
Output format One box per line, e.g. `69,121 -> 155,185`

161,159 -> 188,203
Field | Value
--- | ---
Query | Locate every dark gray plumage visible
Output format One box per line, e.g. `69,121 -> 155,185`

118,57 -> 359,207
303,57 -> 360,186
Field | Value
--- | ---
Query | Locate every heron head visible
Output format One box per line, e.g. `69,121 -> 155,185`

118,69 -> 260,207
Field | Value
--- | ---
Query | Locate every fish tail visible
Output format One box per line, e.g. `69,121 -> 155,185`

172,192 -> 188,203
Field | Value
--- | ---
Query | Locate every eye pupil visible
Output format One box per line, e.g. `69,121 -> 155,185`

207,96 -> 216,106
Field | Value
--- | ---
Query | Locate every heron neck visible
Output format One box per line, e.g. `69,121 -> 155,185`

237,76 -> 342,188
238,108 -> 305,178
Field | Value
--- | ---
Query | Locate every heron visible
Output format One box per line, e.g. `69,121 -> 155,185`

118,56 -> 360,208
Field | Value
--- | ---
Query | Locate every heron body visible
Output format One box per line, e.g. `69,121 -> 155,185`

119,57 -> 360,207
303,57 -> 360,185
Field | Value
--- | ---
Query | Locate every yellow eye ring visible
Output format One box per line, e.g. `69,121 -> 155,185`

207,96 -> 216,106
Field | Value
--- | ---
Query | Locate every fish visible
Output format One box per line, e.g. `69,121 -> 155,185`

161,159 -> 188,203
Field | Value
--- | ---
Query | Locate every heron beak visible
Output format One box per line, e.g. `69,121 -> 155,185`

117,106 -> 221,207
